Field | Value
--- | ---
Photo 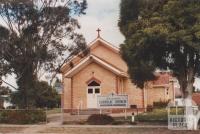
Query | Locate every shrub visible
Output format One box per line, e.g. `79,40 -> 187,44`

146,105 -> 153,112
153,101 -> 169,108
0,109 -> 46,124
87,114 -> 114,125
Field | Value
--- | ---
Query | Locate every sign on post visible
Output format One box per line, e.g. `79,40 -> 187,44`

97,93 -> 128,108
54,81 -> 63,94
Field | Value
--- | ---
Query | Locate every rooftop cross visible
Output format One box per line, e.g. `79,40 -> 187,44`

96,28 -> 101,38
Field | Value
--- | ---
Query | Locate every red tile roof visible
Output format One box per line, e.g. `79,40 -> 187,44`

192,93 -> 200,105
152,72 -> 172,85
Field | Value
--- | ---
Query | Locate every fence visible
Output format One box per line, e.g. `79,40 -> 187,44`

167,106 -> 200,130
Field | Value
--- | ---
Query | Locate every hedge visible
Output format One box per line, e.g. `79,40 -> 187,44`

153,101 -> 169,108
135,109 -> 168,122
0,109 -> 46,124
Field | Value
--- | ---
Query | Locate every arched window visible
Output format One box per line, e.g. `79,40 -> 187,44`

87,80 -> 100,94
88,80 -> 100,86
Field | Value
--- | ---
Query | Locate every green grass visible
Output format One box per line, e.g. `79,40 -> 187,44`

135,108 -> 185,123
135,109 -> 168,122
46,108 -> 61,115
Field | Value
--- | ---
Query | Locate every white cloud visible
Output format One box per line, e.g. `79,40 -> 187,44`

77,0 -> 125,46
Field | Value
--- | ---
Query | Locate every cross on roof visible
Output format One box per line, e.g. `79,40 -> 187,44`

96,28 -> 101,38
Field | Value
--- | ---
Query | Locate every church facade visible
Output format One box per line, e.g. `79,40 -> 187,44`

60,36 -> 175,110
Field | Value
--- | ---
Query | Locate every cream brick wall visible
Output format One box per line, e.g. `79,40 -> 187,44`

146,83 -> 174,106
63,78 -> 72,109
61,39 -> 175,109
64,62 -> 144,109
91,42 -> 128,72
147,87 -> 166,105
72,62 -> 117,109
123,79 -> 144,108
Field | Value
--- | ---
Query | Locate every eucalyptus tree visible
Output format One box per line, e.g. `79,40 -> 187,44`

0,0 -> 87,108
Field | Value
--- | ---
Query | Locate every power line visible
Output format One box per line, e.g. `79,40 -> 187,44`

1,79 -> 17,90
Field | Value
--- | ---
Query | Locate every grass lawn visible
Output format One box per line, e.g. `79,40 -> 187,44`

46,108 -> 61,115
135,108 -> 168,123
134,108 -> 185,123
39,127 -> 200,134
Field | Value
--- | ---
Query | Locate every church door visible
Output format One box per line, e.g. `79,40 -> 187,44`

87,81 -> 100,108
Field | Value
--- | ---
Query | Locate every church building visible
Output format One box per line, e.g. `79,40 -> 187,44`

60,30 -> 175,111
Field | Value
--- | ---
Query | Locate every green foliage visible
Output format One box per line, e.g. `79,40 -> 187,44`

0,0 -> 87,108
135,109 -> 168,122
11,81 -> 60,108
87,114 -> 114,125
0,109 -> 46,124
119,0 -> 200,97
34,81 -> 60,108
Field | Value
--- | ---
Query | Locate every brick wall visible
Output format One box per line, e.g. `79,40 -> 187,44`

72,62 -> 117,109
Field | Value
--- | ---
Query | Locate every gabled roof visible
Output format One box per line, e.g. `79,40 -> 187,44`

60,37 -> 120,72
64,54 -> 128,78
88,37 -> 119,53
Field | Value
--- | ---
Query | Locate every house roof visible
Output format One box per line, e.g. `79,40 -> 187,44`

192,93 -> 200,105
152,72 -> 173,87
64,54 -> 128,78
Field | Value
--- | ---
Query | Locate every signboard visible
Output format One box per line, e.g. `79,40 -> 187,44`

168,115 -> 188,130
54,82 -> 63,94
97,93 -> 128,108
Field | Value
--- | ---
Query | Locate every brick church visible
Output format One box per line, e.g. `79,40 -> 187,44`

60,31 -> 176,110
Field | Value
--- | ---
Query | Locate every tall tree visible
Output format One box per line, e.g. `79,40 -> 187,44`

11,81 -> 60,108
0,0 -> 87,108
119,0 -> 200,99
119,0 -> 200,129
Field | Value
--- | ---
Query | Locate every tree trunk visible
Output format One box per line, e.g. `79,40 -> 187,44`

15,67 -> 37,109
182,68 -> 199,130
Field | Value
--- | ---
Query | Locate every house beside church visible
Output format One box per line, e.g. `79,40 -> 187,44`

60,32 -> 176,111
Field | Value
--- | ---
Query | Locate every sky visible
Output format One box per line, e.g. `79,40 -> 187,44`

2,0 -> 125,89
77,0 -> 124,45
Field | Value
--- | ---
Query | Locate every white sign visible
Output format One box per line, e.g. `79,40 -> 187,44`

97,93 -> 128,108
54,82 -> 63,94
168,115 -> 188,130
